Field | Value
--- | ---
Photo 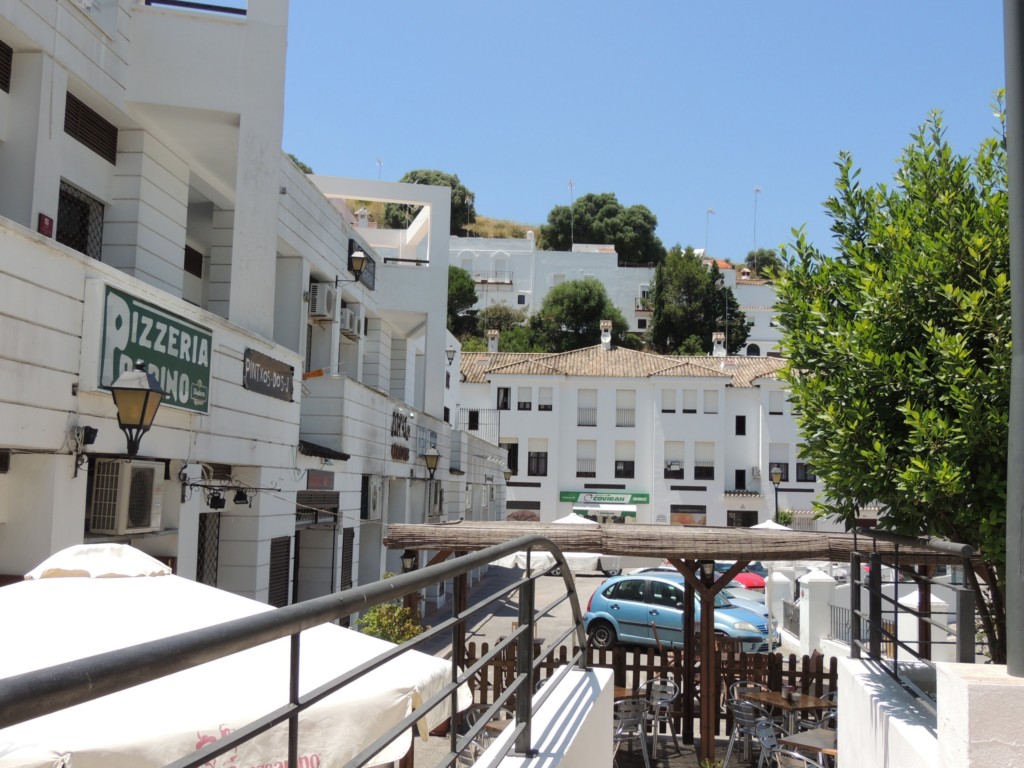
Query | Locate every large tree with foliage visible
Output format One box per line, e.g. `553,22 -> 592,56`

382,170 -> 476,235
528,278 -> 629,352
447,266 -> 477,334
744,248 -> 785,278
775,109 -> 1010,661
540,192 -> 667,266
649,246 -> 747,354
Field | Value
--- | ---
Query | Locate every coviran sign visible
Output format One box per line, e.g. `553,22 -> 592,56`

100,286 -> 213,413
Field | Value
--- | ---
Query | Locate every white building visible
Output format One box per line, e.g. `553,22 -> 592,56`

450,234 -> 782,354
0,0 -> 501,607
458,327 -> 825,527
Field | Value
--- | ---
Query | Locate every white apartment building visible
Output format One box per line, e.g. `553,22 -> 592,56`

450,234 -> 782,354
0,0 -> 501,606
458,329 -> 826,528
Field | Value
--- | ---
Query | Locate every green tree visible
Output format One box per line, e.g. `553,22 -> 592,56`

447,266 -> 477,334
355,573 -> 425,643
287,153 -> 313,174
540,192 -> 667,266
382,170 -> 476,235
529,278 -> 629,352
775,108 -> 1010,661
744,248 -> 785,278
649,246 -> 748,354
476,304 -> 529,335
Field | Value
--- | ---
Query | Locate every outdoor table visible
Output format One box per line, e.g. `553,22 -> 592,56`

614,685 -> 635,700
740,690 -> 834,733
779,727 -> 838,761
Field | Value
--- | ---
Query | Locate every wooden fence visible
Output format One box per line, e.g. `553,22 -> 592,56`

464,640 -> 838,738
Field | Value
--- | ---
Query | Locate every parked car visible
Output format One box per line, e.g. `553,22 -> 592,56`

721,587 -> 770,618
584,573 -> 777,653
715,561 -> 766,590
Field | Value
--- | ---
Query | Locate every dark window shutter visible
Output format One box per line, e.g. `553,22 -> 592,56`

65,93 -> 118,164
268,536 -> 291,607
184,245 -> 204,278
0,39 -> 12,93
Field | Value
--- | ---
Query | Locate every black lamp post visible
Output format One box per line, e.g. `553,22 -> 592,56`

110,360 -> 165,457
770,464 -> 783,523
400,549 -> 417,573
699,559 -> 716,588
424,448 -> 440,480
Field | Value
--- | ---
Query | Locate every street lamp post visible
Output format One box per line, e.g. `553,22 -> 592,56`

770,465 -> 783,523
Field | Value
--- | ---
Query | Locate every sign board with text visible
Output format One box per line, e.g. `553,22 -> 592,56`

99,286 -> 212,413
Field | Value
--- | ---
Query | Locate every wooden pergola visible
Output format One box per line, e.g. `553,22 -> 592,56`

385,521 -> 965,763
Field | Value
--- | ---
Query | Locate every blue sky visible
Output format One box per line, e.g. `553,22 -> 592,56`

283,2 -> 1005,264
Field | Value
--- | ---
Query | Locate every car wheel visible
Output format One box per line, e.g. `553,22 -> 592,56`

601,568 -> 622,577
587,620 -> 617,650
551,566 -> 562,577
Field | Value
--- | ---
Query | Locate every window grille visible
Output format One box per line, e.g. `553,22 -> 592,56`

268,537 -> 291,608
527,452 -> 548,477
614,460 -> 635,479
196,512 -> 221,587
184,245 -> 204,277
57,181 -> 104,259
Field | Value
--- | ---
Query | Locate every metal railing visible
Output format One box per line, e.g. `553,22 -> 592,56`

144,0 -> 247,15
615,408 -> 636,427
850,528 -> 976,710
577,407 -> 597,427
0,536 -> 588,767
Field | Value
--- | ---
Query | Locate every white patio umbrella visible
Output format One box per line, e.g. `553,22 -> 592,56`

0,545 -> 470,768
751,519 -> 792,530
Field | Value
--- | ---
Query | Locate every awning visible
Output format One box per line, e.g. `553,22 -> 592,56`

298,440 -> 350,461
572,503 -> 637,518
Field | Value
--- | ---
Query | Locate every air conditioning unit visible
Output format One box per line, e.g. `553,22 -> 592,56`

367,476 -> 383,520
751,466 -> 762,479
339,307 -> 360,339
665,460 -> 681,470
89,459 -> 165,535
308,282 -> 336,320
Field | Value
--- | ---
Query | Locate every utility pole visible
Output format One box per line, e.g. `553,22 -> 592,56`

1003,0 -> 1024,676
753,186 -> 761,270
705,208 -> 715,256
568,178 -> 576,248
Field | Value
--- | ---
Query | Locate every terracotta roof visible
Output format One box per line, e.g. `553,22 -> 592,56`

460,347 -> 786,387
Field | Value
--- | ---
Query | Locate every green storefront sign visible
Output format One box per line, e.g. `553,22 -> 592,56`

100,286 -> 213,413
559,491 -> 650,504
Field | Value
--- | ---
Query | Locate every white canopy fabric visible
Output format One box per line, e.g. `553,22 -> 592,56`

751,520 -> 792,531
492,513 -> 621,572
0,547 -> 470,768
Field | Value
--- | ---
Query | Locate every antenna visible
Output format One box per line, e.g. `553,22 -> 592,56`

568,178 -> 576,248
376,157 -> 383,180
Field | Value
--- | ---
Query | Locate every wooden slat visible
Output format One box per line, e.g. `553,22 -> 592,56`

385,521 -> 967,565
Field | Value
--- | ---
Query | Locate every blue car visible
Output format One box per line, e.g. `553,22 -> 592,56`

584,572 -> 777,653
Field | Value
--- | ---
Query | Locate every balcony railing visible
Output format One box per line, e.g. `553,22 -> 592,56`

576,458 -> 596,478
615,408 -> 635,427
0,537 -> 588,768
472,270 -> 513,284
850,528 -> 976,711
577,407 -> 597,427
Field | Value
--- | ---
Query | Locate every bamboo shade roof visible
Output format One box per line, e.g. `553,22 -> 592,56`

384,522 -> 968,565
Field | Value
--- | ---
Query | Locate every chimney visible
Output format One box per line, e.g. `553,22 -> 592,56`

487,329 -> 499,353
600,320 -> 613,350
711,332 -> 726,357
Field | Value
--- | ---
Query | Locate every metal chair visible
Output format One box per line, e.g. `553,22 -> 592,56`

463,703 -> 514,748
729,679 -> 770,699
613,697 -> 652,768
774,748 -> 829,768
797,689 -> 837,731
723,697 -> 773,768
637,677 -> 682,757
754,717 -> 789,768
